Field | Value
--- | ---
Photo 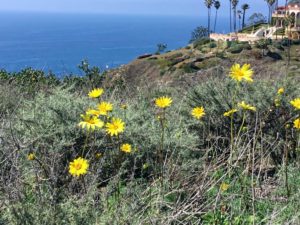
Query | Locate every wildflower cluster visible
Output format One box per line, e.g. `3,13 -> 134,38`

69,88 -> 130,177
67,65 -> 300,194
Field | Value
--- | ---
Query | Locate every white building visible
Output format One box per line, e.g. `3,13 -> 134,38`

272,0 -> 300,39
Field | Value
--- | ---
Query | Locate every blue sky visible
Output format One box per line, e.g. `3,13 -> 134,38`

0,0 -> 287,17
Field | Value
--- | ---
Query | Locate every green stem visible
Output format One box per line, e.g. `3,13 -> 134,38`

117,134 -> 121,199
81,176 -> 87,194
229,115 -> 234,168
82,131 -> 90,157
159,110 -> 166,175
236,111 -> 246,142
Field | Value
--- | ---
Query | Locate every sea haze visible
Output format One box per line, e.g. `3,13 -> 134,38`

0,12 -> 229,76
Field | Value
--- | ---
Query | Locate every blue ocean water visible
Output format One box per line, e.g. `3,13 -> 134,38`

0,12 -> 229,76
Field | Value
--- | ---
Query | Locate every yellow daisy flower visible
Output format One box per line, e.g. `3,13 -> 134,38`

191,106 -> 205,119
238,101 -> 256,111
155,96 -> 172,109
229,63 -> 253,83
78,114 -> 104,131
220,182 -> 230,192
277,87 -> 284,95
95,153 -> 103,159
98,102 -> 113,115
290,98 -> 300,110
223,109 -> 238,117
274,98 -> 280,107
69,157 -> 89,177
120,143 -> 132,153
88,88 -> 104,98
86,109 -> 101,117
294,118 -> 300,129
27,153 -> 35,161
105,118 -> 125,136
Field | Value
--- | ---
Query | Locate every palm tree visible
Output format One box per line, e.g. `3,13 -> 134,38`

237,10 -> 242,30
241,4 -> 250,29
214,1 -> 221,32
266,0 -> 276,24
275,0 -> 279,10
231,0 -> 239,32
204,0 -> 214,36
229,0 -> 232,32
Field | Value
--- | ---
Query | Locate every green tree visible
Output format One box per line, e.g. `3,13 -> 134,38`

266,0 -> 276,23
241,3 -> 250,28
156,43 -> 167,54
237,10 -> 242,30
204,0 -> 214,35
229,0 -> 232,32
214,1 -> 221,32
189,26 -> 209,43
248,13 -> 267,25
231,0 -> 239,32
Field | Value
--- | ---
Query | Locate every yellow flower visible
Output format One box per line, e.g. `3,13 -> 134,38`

88,88 -> 104,98
290,98 -> 300,110
220,182 -> 230,192
277,87 -> 284,95
27,153 -> 35,161
95,153 -> 102,159
98,102 -> 113,115
223,109 -> 238,117
238,101 -> 256,111
155,96 -> 172,109
274,98 -> 280,107
191,106 -> 205,119
86,109 -> 101,117
78,114 -> 104,131
120,104 -> 127,110
69,157 -> 89,177
120,143 -> 132,153
142,163 -> 149,169
106,118 -> 125,136
294,118 -> 300,129
229,63 -> 253,83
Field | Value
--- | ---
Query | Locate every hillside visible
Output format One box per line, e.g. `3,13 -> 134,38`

0,39 -> 300,224
104,39 -> 300,90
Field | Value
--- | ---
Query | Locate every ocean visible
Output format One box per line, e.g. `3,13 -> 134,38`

0,12 -> 229,76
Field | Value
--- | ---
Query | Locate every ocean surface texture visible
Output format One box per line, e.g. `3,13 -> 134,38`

0,12 -> 229,75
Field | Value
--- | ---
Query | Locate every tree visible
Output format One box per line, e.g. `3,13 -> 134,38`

189,26 -> 209,43
231,0 -> 239,32
241,4 -> 250,28
248,13 -> 267,25
229,0 -> 232,32
237,10 -> 242,30
266,0 -> 276,23
156,43 -> 167,54
214,1 -> 221,32
204,0 -> 214,36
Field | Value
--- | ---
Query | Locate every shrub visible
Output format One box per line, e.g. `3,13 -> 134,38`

228,44 -> 244,53
209,42 -> 217,48
193,38 -> 211,49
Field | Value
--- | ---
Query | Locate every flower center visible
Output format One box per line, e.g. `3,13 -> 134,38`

74,163 -> 82,170
236,70 -> 244,78
112,124 -> 119,130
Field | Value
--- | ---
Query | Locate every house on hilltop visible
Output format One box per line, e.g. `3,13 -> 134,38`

210,0 -> 300,41
272,0 -> 300,39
